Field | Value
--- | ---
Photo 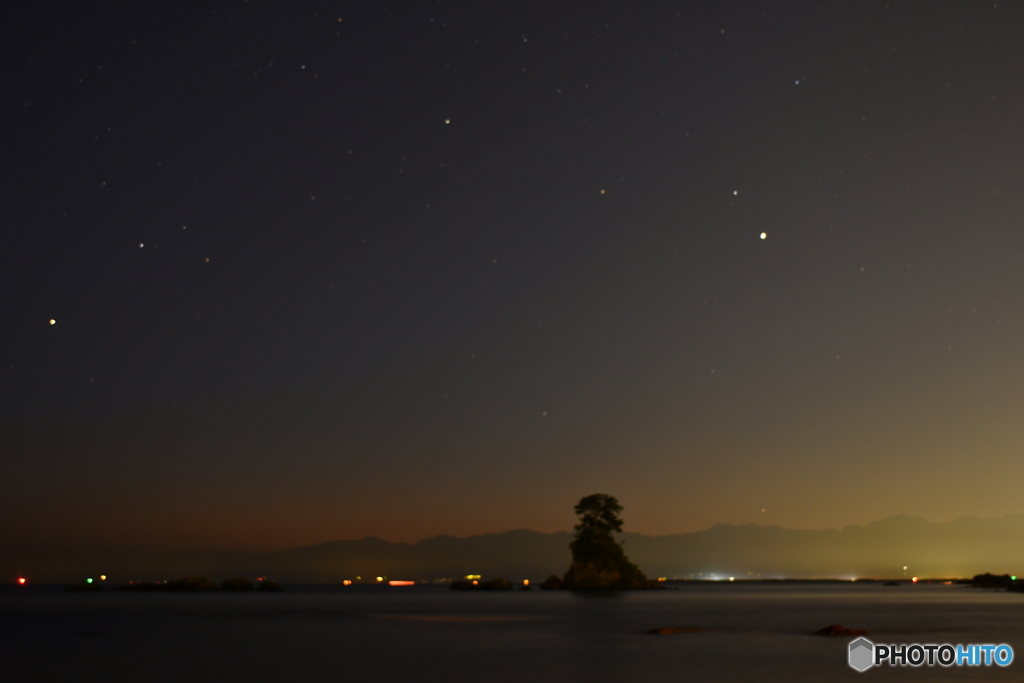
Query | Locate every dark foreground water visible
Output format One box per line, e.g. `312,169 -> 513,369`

2,582 -> 1023,681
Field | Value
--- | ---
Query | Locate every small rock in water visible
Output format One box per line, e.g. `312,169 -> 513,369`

816,624 -> 868,636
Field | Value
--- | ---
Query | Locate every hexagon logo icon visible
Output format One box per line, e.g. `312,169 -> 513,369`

849,637 -> 874,672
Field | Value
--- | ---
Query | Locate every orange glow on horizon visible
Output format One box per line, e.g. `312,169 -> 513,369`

388,580 -> 416,586
17,578 -> 27,585
342,579 -> 352,586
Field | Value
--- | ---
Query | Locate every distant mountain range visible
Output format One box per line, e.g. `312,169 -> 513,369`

10,514 -> 1024,583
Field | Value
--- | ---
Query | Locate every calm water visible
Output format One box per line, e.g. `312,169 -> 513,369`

2,582 -> 1023,681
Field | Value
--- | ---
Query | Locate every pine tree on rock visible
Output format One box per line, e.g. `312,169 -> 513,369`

563,493 -> 652,589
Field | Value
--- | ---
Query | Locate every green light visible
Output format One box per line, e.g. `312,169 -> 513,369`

86,578 -> 93,584
1013,576 -> 1017,581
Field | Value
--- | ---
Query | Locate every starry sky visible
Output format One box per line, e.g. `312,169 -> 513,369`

5,0 -> 1024,557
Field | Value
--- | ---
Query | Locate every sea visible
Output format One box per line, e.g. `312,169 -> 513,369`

2,581 -> 1023,681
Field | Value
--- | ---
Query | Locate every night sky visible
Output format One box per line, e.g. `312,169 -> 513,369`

5,1 -> 1024,558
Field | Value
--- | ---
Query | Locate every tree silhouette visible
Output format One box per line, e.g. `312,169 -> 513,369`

574,493 -> 624,535
563,493 -> 651,589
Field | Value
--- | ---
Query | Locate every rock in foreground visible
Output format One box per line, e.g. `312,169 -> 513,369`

816,624 -> 868,636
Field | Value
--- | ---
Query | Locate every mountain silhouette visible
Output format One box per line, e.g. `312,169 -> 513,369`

9,514 -> 1024,582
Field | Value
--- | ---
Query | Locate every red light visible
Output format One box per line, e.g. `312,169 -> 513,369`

17,578 -> 26,585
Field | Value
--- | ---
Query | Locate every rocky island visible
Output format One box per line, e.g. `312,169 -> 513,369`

559,493 -> 660,590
